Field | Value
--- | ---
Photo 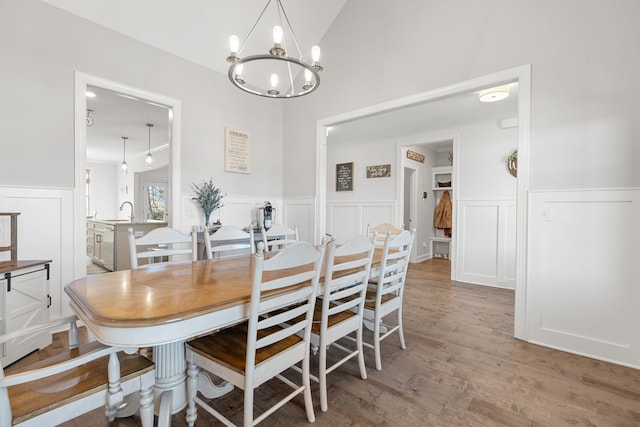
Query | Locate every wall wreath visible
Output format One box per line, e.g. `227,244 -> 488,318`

507,150 -> 517,178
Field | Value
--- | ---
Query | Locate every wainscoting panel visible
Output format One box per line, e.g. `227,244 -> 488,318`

0,187 -> 74,319
185,196 -> 279,230
217,198 -> 256,228
326,201 -> 396,244
283,198 -> 315,243
528,189 -> 640,369
184,196 -> 316,244
456,200 -> 516,289
327,205 -> 359,244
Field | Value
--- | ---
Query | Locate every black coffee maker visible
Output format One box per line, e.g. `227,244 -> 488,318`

258,201 -> 275,230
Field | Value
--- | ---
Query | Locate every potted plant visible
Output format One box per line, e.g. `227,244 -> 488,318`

192,178 -> 224,228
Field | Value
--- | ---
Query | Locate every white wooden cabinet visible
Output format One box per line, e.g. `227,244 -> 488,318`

1,260 -> 51,366
431,166 -> 453,258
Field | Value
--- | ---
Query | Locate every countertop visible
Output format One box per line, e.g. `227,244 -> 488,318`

0,260 -> 51,275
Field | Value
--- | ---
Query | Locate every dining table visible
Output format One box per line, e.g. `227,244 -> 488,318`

64,247 -> 385,424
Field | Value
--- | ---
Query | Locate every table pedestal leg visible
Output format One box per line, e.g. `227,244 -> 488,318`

154,341 -> 187,414
364,318 -> 387,333
197,371 -> 234,398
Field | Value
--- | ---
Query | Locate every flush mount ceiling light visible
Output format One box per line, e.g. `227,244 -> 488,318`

226,0 -> 323,98
121,136 -> 128,173
145,123 -> 154,167
478,85 -> 511,103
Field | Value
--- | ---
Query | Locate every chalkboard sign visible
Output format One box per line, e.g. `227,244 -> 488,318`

336,162 -> 353,191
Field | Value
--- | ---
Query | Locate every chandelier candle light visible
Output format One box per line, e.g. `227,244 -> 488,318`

226,0 -> 323,98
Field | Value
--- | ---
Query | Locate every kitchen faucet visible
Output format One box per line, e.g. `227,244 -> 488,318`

119,201 -> 134,222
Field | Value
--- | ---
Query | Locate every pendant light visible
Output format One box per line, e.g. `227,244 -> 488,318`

121,136 -> 128,173
145,123 -> 154,167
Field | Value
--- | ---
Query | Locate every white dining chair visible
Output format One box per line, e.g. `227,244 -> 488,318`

364,229 -> 415,371
366,222 -> 403,247
0,315 -> 155,427
309,234 -> 374,412
204,225 -> 255,259
128,226 -> 198,268
185,241 -> 325,427
260,223 -> 299,252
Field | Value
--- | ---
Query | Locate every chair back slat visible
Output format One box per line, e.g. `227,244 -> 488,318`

128,226 -> 198,268
256,319 -> 306,350
261,223 -> 299,253
205,225 -> 255,259
261,241 -> 318,271
246,241 -> 325,371
257,287 -> 313,314
135,248 -> 193,259
324,235 -> 374,295
373,229 -> 415,303
258,304 -> 309,330
1,316 -> 155,427
327,288 -> 363,315
367,223 -> 403,247
260,271 -> 317,293
321,235 -> 374,330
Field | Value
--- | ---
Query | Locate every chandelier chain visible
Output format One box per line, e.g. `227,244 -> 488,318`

238,0 -> 273,54
276,0 -> 303,59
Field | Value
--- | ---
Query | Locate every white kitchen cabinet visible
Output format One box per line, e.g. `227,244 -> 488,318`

1,260 -> 51,366
87,220 -> 168,271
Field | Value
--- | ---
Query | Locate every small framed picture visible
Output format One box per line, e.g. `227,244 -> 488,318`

336,162 -> 353,191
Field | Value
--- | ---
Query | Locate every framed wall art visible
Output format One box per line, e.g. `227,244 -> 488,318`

224,127 -> 251,174
336,162 -> 353,191
366,164 -> 391,178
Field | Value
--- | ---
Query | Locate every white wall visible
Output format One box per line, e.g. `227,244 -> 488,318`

326,138 -> 396,202
0,0 -> 284,202
283,0 -> 640,195
528,189 -> 640,368
282,0 -> 640,367
0,187 -> 75,319
86,161 -> 118,220
325,137 -> 398,242
0,0 -> 287,296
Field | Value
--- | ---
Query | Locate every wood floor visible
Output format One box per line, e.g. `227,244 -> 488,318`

9,259 -> 640,426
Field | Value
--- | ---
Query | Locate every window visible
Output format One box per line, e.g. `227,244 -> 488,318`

145,183 -> 166,220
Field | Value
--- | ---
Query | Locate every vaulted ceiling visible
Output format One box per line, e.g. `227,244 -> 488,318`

41,0 -> 347,75
46,0 -> 517,161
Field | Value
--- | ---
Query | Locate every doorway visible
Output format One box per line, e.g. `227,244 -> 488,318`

401,139 -> 455,270
73,72 -> 182,280
403,166 -> 417,262
316,65 -> 531,340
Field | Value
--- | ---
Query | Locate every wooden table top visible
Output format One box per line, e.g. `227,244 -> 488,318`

66,257 -> 262,328
65,248 -> 385,331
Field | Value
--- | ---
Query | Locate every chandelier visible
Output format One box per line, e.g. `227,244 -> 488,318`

226,0 -> 323,98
